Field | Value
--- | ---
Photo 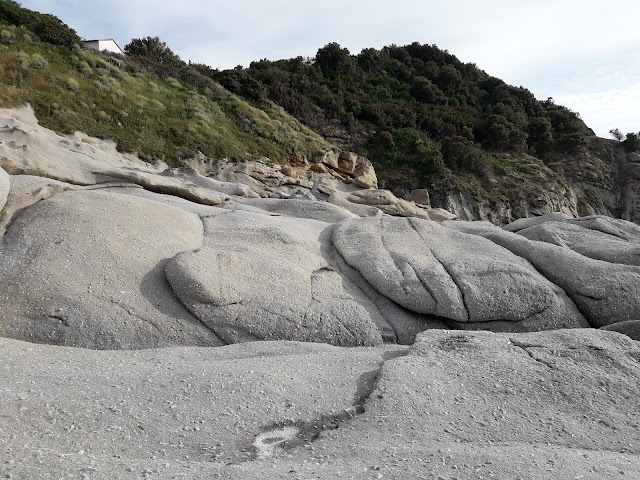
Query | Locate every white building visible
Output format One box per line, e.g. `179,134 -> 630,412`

83,39 -> 125,56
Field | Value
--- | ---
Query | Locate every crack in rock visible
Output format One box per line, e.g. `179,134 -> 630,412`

248,349 -> 408,461
509,338 -> 555,369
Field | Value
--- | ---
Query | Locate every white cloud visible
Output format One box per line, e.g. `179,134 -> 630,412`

555,82 -> 640,137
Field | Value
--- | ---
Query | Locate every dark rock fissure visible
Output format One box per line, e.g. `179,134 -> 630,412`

509,338 -> 555,369
407,219 -> 470,321
328,243 -> 399,343
247,349 -> 409,461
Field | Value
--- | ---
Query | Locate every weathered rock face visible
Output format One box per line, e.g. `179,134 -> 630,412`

2,108 -> 640,478
448,219 -> 640,327
444,188 -> 587,224
165,210 -> 384,346
3,329 -> 640,479
441,143 -> 640,226
0,188 -> 223,349
334,216 -> 587,331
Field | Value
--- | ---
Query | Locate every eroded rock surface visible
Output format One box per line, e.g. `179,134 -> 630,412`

166,210 -> 384,346
2,330 -> 639,479
0,188 -> 222,349
0,104 -> 639,347
449,220 -> 640,327
334,216 -> 586,331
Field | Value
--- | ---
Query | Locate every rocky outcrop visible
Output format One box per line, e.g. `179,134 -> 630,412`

3,329 -> 640,479
165,210 -> 384,346
441,142 -> 640,226
334,216 -> 586,331
1,105 -> 639,349
0,187 -> 223,349
448,219 -> 640,327
2,108 -> 640,478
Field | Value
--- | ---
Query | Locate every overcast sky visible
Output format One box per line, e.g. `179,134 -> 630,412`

21,0 -> 640,137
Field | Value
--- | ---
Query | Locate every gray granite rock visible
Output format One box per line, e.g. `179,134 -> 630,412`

601,320 -> 640,340
449,220 -> 640,327
2,330 -> 639,479
0,188 -> 222,348
334,216 -> 586,329
166,210 -> 383,346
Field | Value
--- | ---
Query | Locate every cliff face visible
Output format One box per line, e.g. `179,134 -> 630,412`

434,138 -> 640,225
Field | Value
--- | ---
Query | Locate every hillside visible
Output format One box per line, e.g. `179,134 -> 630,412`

1,1 -> 639,224
209,43 -> 640,221
0,1 -> 331,165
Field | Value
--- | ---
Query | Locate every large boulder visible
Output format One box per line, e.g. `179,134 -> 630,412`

0,188 -> 222,349
334,216 -> 586,329
166,210 -> 384,346
351,157 -> 378,189
449,220 -> 640,327
518,220 -> 640,267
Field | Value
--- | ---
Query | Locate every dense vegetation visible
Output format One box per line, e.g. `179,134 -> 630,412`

206,42 -> 597,195
1,1 -> 633,212
0,1 -> 330,164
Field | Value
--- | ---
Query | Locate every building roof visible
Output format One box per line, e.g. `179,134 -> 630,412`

83,39 -> 125,53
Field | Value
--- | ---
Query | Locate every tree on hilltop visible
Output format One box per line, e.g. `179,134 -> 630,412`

124,36 -> 181,65
622,132 -> 640,152
609,128 -> 624,142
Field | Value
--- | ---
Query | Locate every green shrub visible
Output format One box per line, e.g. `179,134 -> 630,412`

0,2 -> 80,48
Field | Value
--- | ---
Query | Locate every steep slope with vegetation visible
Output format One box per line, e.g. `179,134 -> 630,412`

0,1 -> 330,164
1,0 -> 638,223
208,43 -> 638,220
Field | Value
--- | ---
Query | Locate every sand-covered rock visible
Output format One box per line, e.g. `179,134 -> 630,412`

2,330 -> 639,479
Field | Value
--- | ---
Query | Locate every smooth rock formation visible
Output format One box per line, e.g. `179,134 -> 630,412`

0,188 -> 223,349
2,329 -> 639,479
449,220 -> 640,327
166,210 -> 384,346
518,219 -> 640,267
1,105 -> 639,347
334,216 -> 586,329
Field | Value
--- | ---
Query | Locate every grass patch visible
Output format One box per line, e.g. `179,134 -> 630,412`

0,24 -> 332,165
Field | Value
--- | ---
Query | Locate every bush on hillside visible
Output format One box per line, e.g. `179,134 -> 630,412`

0,1 -> 80,48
